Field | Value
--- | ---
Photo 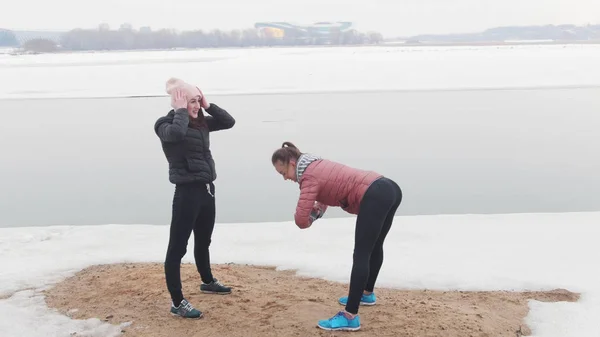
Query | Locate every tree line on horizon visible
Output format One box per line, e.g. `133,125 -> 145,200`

5,23 -> 600,54
0,24 -> 384,53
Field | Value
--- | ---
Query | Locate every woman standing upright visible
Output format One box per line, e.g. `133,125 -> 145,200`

154,78 -> 236,319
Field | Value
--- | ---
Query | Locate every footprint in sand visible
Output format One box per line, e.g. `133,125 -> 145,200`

261,300 -> 287,311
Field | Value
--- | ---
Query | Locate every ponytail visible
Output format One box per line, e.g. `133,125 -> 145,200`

271,141 -> 303,165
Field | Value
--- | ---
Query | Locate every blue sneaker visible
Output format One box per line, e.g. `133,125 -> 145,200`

317,311 -> 361,331
339,292 -> 376,306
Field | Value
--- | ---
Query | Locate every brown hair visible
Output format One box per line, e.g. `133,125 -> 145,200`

188,113 -> 206,129
271,141 -> 303,165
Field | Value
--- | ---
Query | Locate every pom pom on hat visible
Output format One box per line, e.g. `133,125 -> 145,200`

165,77 -> 202,100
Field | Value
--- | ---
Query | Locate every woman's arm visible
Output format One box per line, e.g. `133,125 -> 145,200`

154,108 -> 189,142
294,176 -> 320,229
155,88 -> 190,142
204,104 -> 236,132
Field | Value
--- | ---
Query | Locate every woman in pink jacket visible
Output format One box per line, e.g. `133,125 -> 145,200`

272,142 -> 403,331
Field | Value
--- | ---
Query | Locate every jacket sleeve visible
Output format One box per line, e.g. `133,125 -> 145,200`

154,109 -> 189,142
294,175 -> 320,229
205,103 -> 236,132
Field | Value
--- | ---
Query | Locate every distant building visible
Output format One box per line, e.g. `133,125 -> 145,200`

13,31 -> 63,46
254,22 -> 354,44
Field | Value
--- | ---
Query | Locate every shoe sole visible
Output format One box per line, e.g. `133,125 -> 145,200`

170,312 -> 204,319
317,325 -> 361,331
201,290 -> 231,295
338,300 -> 376,306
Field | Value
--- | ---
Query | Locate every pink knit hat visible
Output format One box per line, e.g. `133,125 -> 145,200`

165,77 -> 202,108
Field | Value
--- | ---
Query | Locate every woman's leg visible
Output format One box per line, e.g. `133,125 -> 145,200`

194,182 -> 232,294
193,182 -> 216,284
365,180 -> 402,293
345,178 -> 397,315
164,183 -> 203,306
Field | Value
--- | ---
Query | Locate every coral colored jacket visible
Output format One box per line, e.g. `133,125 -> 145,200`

294,155 -> 382,229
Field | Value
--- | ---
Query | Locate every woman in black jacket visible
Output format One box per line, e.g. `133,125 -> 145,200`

154,78 -> 236,319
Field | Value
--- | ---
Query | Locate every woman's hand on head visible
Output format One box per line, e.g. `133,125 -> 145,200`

196,87 -> 210,109
172,88 -> 188,110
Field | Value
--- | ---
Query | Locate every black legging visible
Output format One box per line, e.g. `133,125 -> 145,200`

345,177 -> 402,314
164,182 -> 216,306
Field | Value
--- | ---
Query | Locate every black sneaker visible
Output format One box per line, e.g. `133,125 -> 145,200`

170,299 -> 203,319
200,278 -> 231,295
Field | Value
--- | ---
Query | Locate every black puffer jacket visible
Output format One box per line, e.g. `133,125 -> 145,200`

154,103 -> 235,184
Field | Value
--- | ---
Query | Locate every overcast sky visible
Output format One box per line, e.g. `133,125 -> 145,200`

1,0 -> 598,37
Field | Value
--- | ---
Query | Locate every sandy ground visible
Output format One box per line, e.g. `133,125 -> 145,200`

44,263 -> 579,337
